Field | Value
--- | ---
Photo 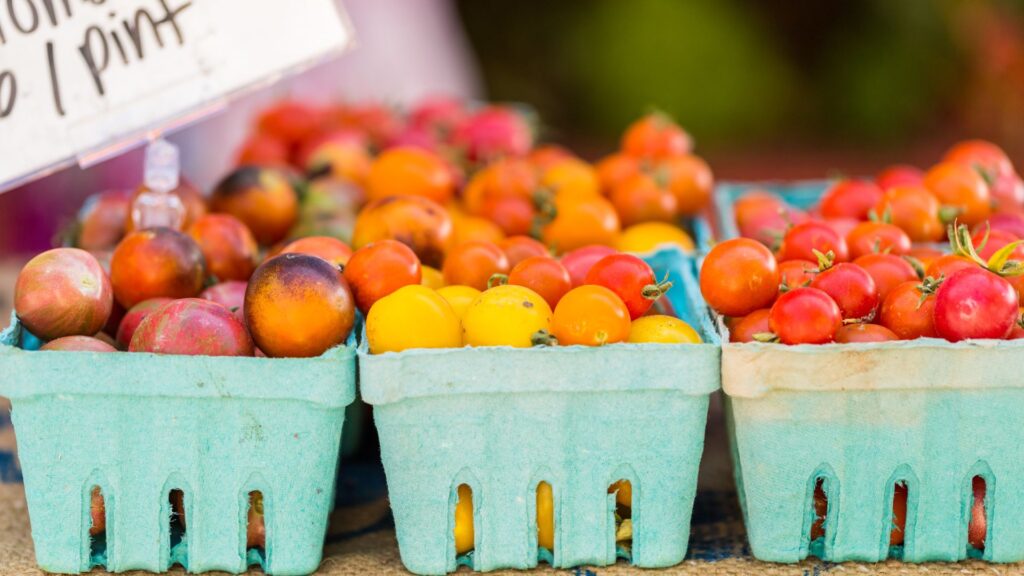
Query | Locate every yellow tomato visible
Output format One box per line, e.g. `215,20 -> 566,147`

537,482 -> 555,551
437,285 -> 481,320
609,479 -> 633,509
616,222 -> 695,254
541,159 -> 600,201
421,266 -> 445,289
628,315 -> 702,344
454,484 -> 474,555
367,285 -> 461,353
462,285 -> 553,347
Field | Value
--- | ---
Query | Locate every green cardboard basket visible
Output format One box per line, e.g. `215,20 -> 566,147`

0,316 -> 355,575
360,247 -> 721,575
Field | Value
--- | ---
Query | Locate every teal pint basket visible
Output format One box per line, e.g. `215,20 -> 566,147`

715,181 -> 1024,563
359,247 -> 721,575
0,316 -> 355,575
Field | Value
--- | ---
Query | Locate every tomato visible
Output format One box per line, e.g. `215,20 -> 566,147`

810,263 -> 879,320
507,256 -> 572,309
778,259 -> 817,291
452,106 -> 533,163
257,100 -> 324,144
442,241 -> 510,291
421,266 -> 445,290
846,221 -> 912,259
585,253 -> 668,320
834,323 -> 899,343
616,223 -> 695,254
854,254 -> 919,304
541,196 -> 621,253
366,285 -> 462,353
734,190 -> 785,229
595,153 -> 642,195
541,159 -> 601,201
977,213 -> 1024,239
454,484 -> 474,555
366,147 -> 455,204
1009,309 -> 1024,339
824,217 -> 860,241
661,154 -> 714,216
876,165 -> 924,191
352,195 -> 454,268
529,145 -> 576,171
408,96 -> 466,134
925,254 -> 978,281
924,162 -> 991,227
298,130 -> 371,186
700,238 -> 780,317
945,139 -> 1023,212
879,280 -> 937,339
820,179 -> 885,220
436,285 -> 481,320
462,158 -> 537,215
768,287 -> 842,344
968,476 -> 987,550
621,113 -> 692,159
934,268 -> 1017,341
537,481 -> 555,551
610,173 -> 678,226
627,315 -> 701,344
280,236 -> 353,267
729,309 -> 771,343
236,133 -> 290,168
906,246 -> 944,270
451,215 -> 505,247
551,285 -> 631,346
561,245 -> 618,287
971,229 -> 1024,261
344,240 -> 422,314
890,483 -> 909,546
874,185 -> 944,242
779,221 -> 850,263
499,236 -> 550,267
462,285 -> 552,347
478,195 -> 535,236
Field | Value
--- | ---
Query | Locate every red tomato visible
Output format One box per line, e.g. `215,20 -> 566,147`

876,165 -> 925,191
854,254 -> 919,304
621,113 -> 692,160
561,245 -> 618,288
768,287 -> 842,345
344,240 -> 422,314
810,263 -> 879,320
779,259 -> 818,290
925,254 -> 978,281
906,246 -> 944,270
820,179 -> 885,220
825,218 -> 860,241
479,195 -> 535,236
499,236 -> 550,267
976,213 -> 1024,239
879,281 -> 938,340
971,229 -> 1024,261
610,173 -> 678,226
779,221 -> 850,263
585,254 -> 668,320
945,139 -> 1023,212
442,241 -> 510,291
924,162 -> 991,227
934,268 -> 1017,341
730,309 -> 771,343
700,239 -> 780,317
846,222 -> 912,259
507,257 -> 572,309
1008,308 -> 1024,339
835,323 -> 899,343
874,185 -> 944,242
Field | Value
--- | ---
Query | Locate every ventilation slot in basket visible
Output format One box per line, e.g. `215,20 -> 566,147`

168,489 -> 187,569
536,481 -> 554,564
88,486 -> 108,568
608,480 -> 633,563
246,491 -> 267,568
807,477 -> 829,559
888,481 -> 908,558
453,483 -> 475,568
968,476 -> 988,558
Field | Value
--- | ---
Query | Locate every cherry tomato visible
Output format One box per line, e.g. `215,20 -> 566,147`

529,145 -> 576,171
971,229 -> 1024,262
810,263 -> 879,320
945,139 -> 1023,212
561,245 -> 618,287
835,323 -> 899,343
462,285 -> 553,348
552,285 -> 631,346
876,165 -> 924,191
700,238 -> 780,317
1009,308 -> 1024,340
616,222 -> 695,254
541,158 -> 601,201
879,280 -> 937,340
779,221 -> 850,263
874,185 -> 944,242
344,240 -> 422,314
507,256 -> 572,309
934,268 -> 1017,341
280,236 -> 353,267
451,215 -> 505,247
298,130 -> 372,186
442,241 -> 510,292
499,236 -> 550,267
661,154 -> 714,216
627,315 -> 701,344
729,309 -> 771,343
925,254 -> 978,281
462,158 -> 537,215
478,195 -> 535,236
846,222 -> 912,259
768,287 -> 842,345
367,147 -> 455,204
536,481 -> 555,551
890,483 -> 909,547
236,133 -> 290,168
854,253 -> 919,304
820,179 -> 884,220
436,285 -> 481,320
825,217 -> 860,241
779,259 -> 817,291
977,213 -> 1024,240
257,100 -> 323,144
452,106 -> 533,163
585,254 -> 668,319
366,285 -> 461,353
924,162 -> 990,227
595,153 -> 641,195
352,195 -> 454,268
968,476 -> 987,550
621,113 -> 692,159
454,484 -> 474,554
420,265 -> 445,289
734,190 -> 785,230
541,196 -> 621,253
610,173 -> 678,226
906,246 -> 944,270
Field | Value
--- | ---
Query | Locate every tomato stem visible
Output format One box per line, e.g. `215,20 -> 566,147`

531,329 -> 558,347
641,280 -> 673,300
488,274 -> 509,289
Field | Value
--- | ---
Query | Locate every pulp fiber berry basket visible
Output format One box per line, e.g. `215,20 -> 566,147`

716,181 -> 1024,563
0,315 -> 355,575
359,247 -> 721,575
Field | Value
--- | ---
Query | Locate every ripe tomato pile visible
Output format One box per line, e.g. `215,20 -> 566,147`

703,139 -> 1024,345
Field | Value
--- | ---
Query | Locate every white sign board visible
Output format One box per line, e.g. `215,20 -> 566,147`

0,0 -> 353,192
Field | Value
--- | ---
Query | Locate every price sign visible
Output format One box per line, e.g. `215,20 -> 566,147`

0,0 -> 353,192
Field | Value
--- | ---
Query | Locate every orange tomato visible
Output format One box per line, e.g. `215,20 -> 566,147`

542,196 -> 621,254
352,195 -> 454,268
923,161 -> 991,227
595,153 -> 642,196
367,147 -> 455,204
621,113 -> 692,160
551,285 -> 631,346
660,154 -> 714,216
499,236 -> 550,267
452,215 -> 505,246
610,173 -> 678,226
442,241 -> 511,291
874,185 -> 944,242
280,236 -> 353,267
463,158 -> 537,215
507,256 -> 572,309
529,145 -> 576,171
541,159 -> 600,201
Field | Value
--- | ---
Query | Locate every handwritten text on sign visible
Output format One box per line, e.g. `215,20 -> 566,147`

0,0 -> 352,190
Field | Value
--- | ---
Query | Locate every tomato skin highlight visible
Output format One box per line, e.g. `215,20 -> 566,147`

934,268 -> 1018,342
700,238 -> 780,318
809,263 -> 879,320
879,281 -> 938,340
834,323 -> 899,343
779,221 -> 850,263
768,287 -> 842,345
585,254 -> 663,320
